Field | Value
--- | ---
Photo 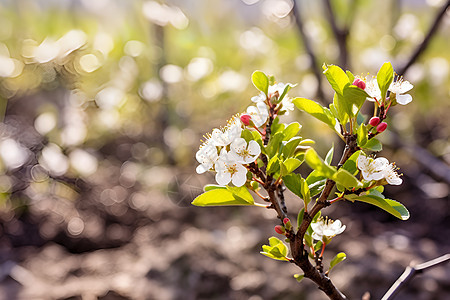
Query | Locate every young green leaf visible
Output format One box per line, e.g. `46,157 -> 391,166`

377,62 -> 394,100
260,237 -> 290,261
342,84 -> 368,116
203,184 -> 227,192
281,137 -> 302,159
325,145 -> 334,165
357,123 -> 368,147
241,129 -> 254,144
297,208 -> 305,230
283,173 -> 302,198
332,169 -> 363,189
346,70 -> 355,82
341,150 -> 362,175
252,70 -> 269,95
266,132 -> 285,157
329,252 -> 347,271
306,170 -> 327,197
282,158 -> 302,175
363,138 -> 382,152
345,194 -> 410,220
278,83 -> 297,103
293,97 -> 336,129
305,148 -> 336,178
267,156 -> 281,175
323,64 -> 350,95
192,186 -> 255,206
283,122 -> 302,140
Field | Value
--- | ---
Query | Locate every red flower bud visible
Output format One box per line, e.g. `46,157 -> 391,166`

376,122 -> 388,133
353,78 -> 366,90
240,114 -> 251,126
274,225 -> 285,235
283,218 -> 290,225
368,117 -> 381,127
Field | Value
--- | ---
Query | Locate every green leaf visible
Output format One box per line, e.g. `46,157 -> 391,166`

283,122 -> 302,140
329,252 -> 347,271
297,208 -> 304,230
267,156 -> 281,175
281,158 -> 302,176
266,132 -> 285,157
323,64 -> 349,95
271,117 -> 285,135
283,173 -> 302,198
345,194 -> 410,220
333,93 -> 349,124
203,184 -> 227,192
192,186 -> 255,206
306,170 -> 327,197
341,150 -> 362,175
260,237 -> 289,261
278,83 -> 297,103
293,97 -> 336,129
300,176 -> 311,206
346,70 -> 355,82
377,62 -> 394,100
342,84 -> 368,116
294,274 -> 305,282
325,145 -> 334,165
332,169 -> 362,189
252,70 -> 269,95
252,130 -> 265,154
357,123 -> 368,147
241,129 -> 254,144
363,138 -> 382,152
305,148 -> 336,178
298,139 -> 315,146
281,137 -> 302,159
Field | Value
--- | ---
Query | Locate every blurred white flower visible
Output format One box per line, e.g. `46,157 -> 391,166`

247,102 -> 269,127
311,218 -> 346,243
389,79 -> 413,105
229,138 -> 261,164
215,150 -> 248,187
281,97 -> 294,115
0,139 -> 29,170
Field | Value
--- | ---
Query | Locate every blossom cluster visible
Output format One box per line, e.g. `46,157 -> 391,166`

195,82 -> 294,187
357,154 -> 402,185
354,75 -> 414,106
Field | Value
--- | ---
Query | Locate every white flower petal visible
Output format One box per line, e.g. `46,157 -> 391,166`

312,232 -> 323,241
396,94 -> 412,105
216,171 -> 231,186
231,138 -> 247,152
231,164 -> 248,187
196,164 -> 209,174
248,140 -> 261,156
372,157 -> 389,170
357,155 -> 370,171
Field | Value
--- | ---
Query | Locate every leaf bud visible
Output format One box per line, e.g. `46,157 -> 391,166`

376,122 -> 388,133
240,114 -> 252,126
368,116 -> 381,127
274,225 -> 285,235
352,78 -> 366,90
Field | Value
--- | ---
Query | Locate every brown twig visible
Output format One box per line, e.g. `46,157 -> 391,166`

381,254 -> 450,300
397,0 -> 450,76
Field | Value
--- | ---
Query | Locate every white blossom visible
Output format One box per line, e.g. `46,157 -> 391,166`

280,96 -> 294,115
382,163 -> 403,185
215,150 -> 248,187
229,138 -> 261,164
251,91 -> 266,103
195,140 -> 218,174
246,102 -> 269,128
389,78 -> 413,105
364,77 -> 381,101
357,155 -> 388,181
211,116 -> 242,147
311,218 -> 346,242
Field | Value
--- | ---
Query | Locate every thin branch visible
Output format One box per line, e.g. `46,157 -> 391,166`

381,254 -> 450,300
291,0 -> 325,103
397,1 -> 450,76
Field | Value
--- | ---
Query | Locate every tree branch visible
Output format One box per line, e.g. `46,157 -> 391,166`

397,0 -> 450,76
381,253 -> 450,300
291,0 -> 325,103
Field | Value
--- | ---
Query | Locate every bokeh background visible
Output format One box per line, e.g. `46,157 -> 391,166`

0,0 -> 449,299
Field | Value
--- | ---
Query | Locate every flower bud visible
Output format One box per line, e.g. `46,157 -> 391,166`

368,116 -> 380,127
283,218 -> 290,225
274,225 -> 285,235
376,122 -> 388,133
240,114 -> 252,126
353,78 -> 366,90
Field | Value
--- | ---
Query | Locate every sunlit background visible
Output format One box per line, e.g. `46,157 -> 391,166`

0,0 -> 449,299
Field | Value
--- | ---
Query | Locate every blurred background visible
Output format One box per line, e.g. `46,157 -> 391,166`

0,0 -> 449,299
